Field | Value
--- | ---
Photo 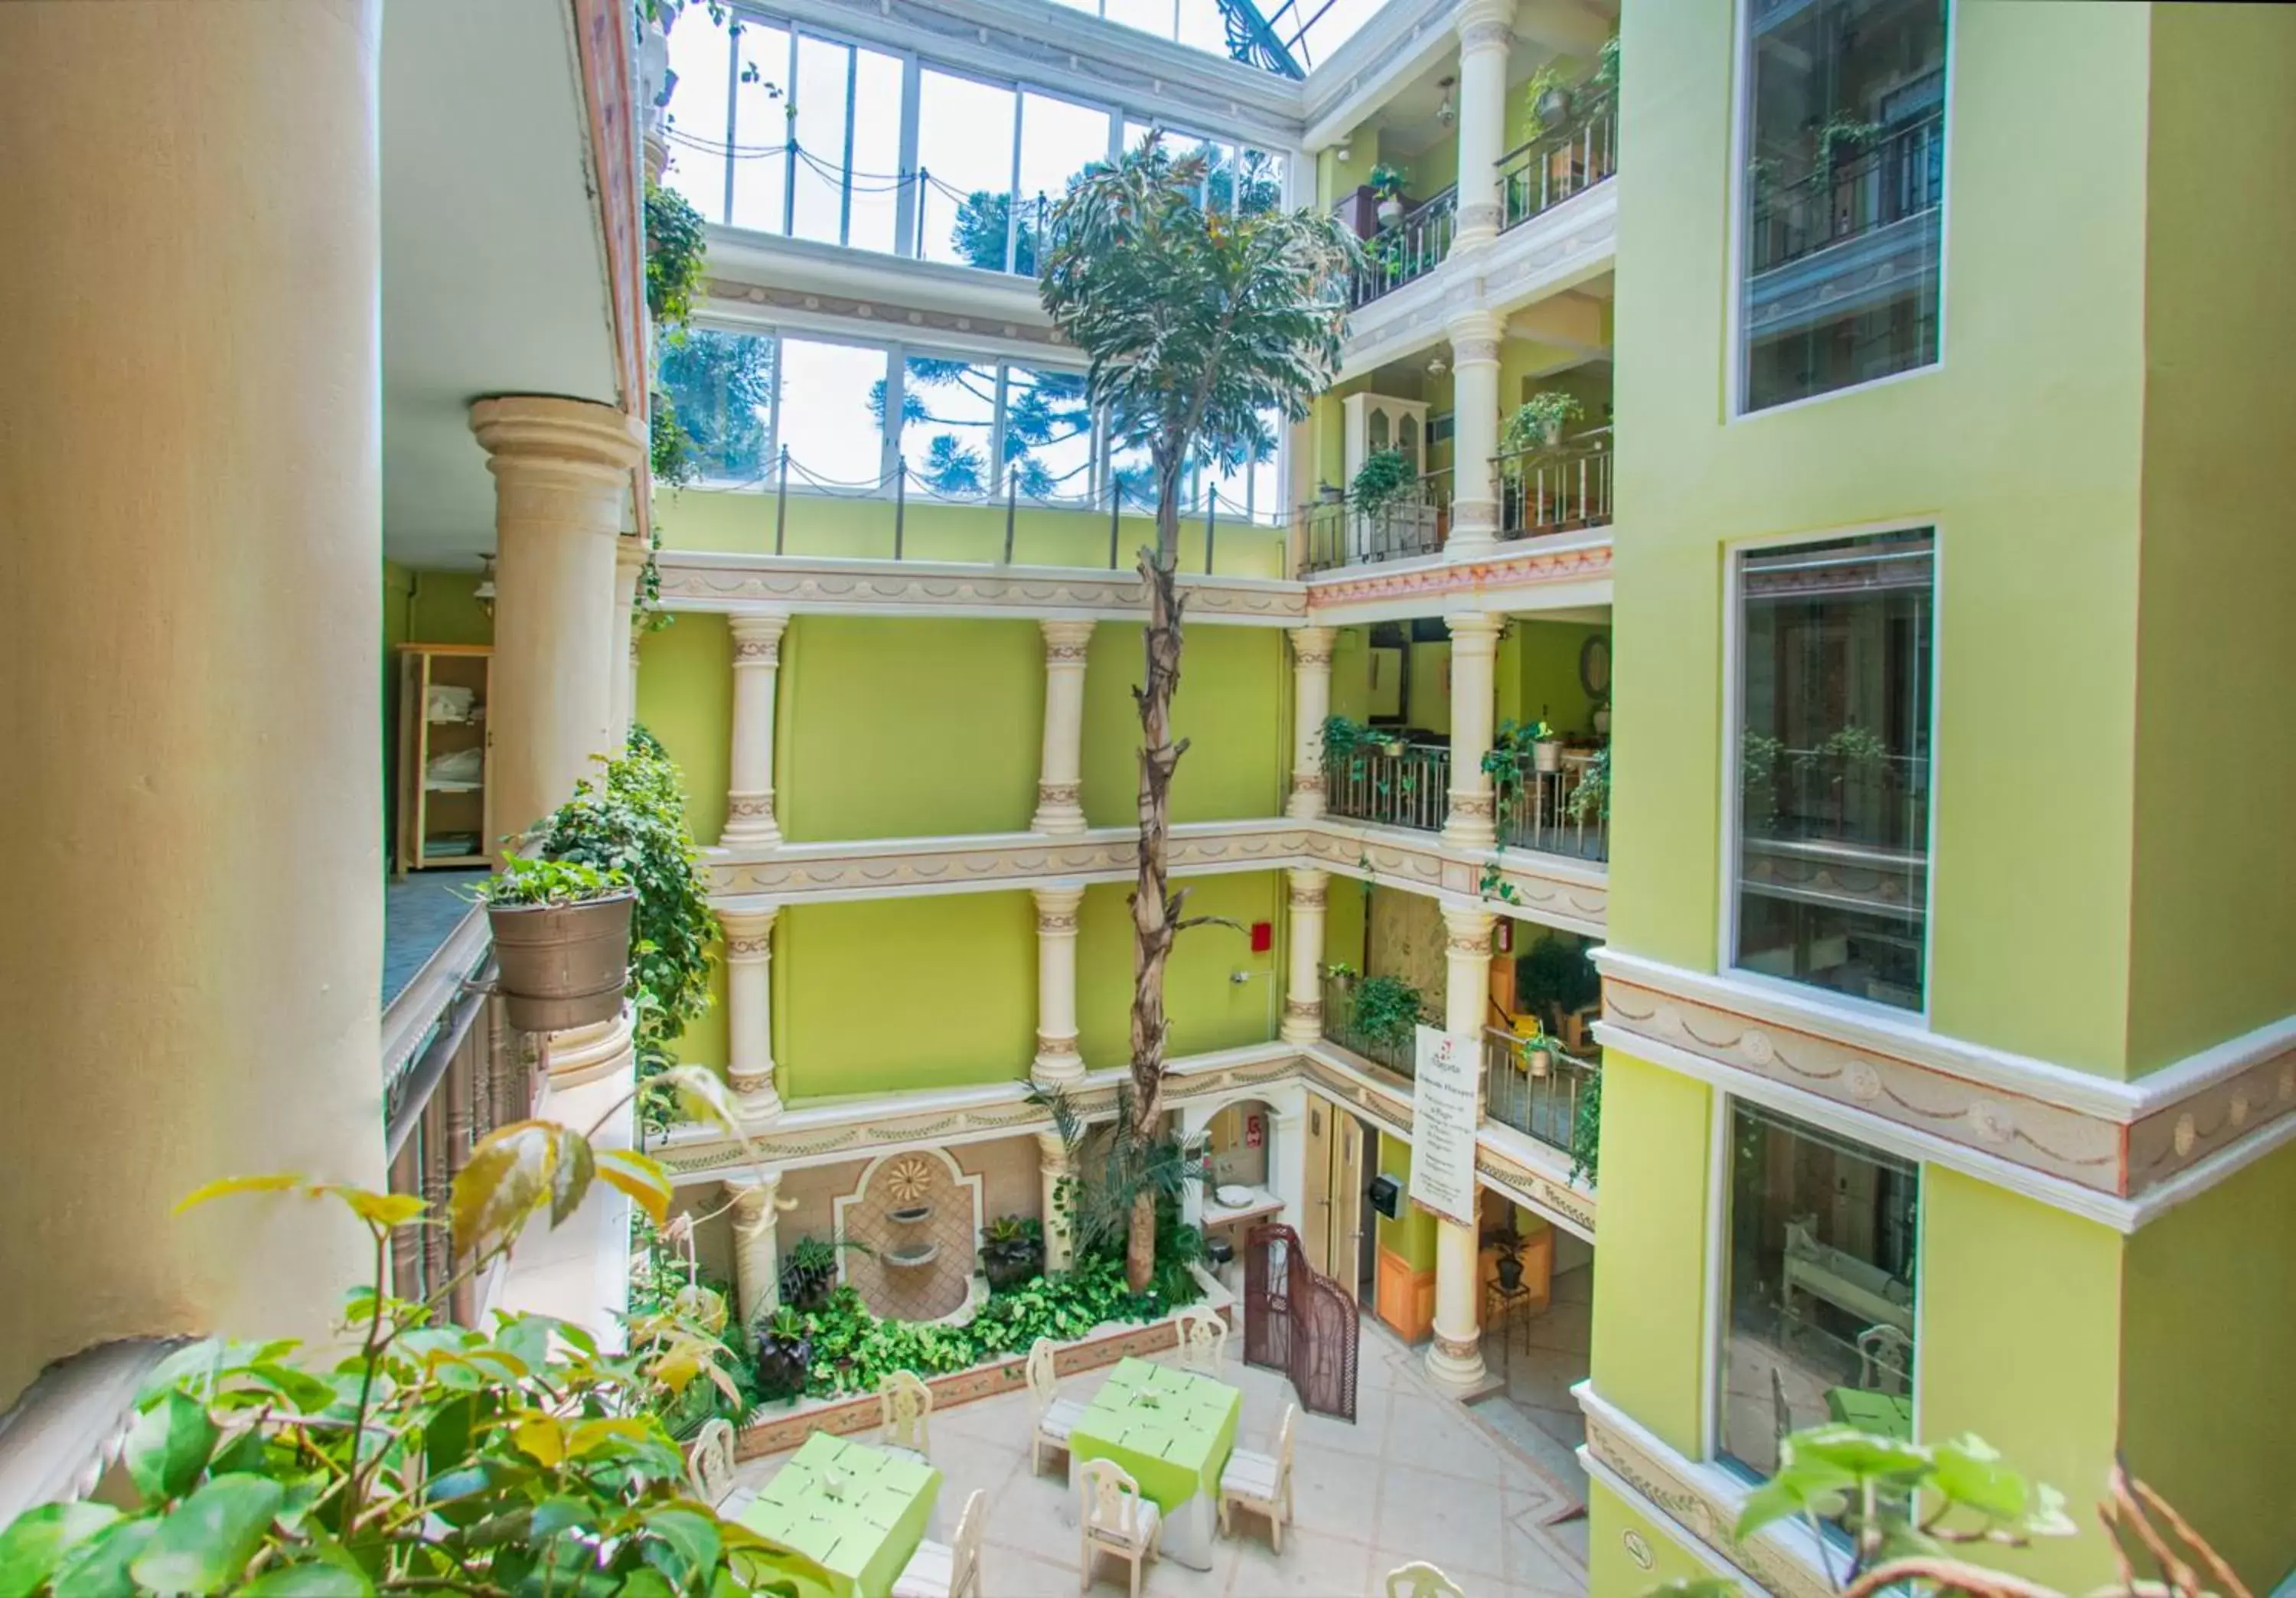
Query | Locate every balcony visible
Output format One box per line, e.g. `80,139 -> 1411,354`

1321,969 -> 1423,1078
1498,102 -> 1617,233
1495,432 -> 1613,540
1351,188 -> 1458,308
1325,739 -> 1451,833
1747,111 -> 1944,282
1295,468 -> 1453,575
1495,752 -> 1609,864
1482,1026 -> 1598,1174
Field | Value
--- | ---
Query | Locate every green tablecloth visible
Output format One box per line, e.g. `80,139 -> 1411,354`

1825,1387 -> 1914,1440
1069,1357 -> 1241,1515
736,1431 -> 942,1598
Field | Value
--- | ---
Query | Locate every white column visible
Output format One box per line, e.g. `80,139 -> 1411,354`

1445,311 -> 1505,560
1426,904 -> 1494,1390
719,906 -> 781,1120
609,535 -> 647,744
1452,0 -> 1518,245
726,1174 -> 782,1329
1281,868 -> 1329,1044
1031,621 -> 1095,835
627,611 -> 645,735
721,612 -> 789,849
1286,627 -> 1337,820
1268,1096 -> 1308,1235
470,396 -> 645,843
1037,1132 -> 1076,1271
1032,883 -> 1088,1085
1443,611 -> 1505,850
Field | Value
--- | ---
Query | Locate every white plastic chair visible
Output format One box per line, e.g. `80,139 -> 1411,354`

1173,1306 -> 1227,1376
879,1369 -> 933,1466
890,1487 -> 985,1598
1026,1337 -> 1090,1478
1384,1560 -> 1466,1597
1078,1458 -> 1163,1598
1218,1402 -> 1296,1550
684,1418 -> 738,1508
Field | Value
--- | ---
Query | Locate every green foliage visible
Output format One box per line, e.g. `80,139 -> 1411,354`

1517,64 -> 1572,146
1816,112 -> 1883,177
656,329 -> 775,482
1349,972 -> 1429,1047
1351,447 -> 1416,518
651,390 -> 699,488
1502,390 -> 1587,452
1319,714 -> 1392,769
979,1215 -> 1046,1288
1031,1084 -> 1209,1274
1569,1065 -> 1601,1188
628,1213 -> 759,1437
0,1083 -> 781,1596
1813,722 -> 1891,775
1593,34 -> 1620,96
476,854 -> 631,908
1515,937 -> 1599,1022
1367,164 -> 1408,201
1564,743 -> 1610,824
644,179 -> 709,334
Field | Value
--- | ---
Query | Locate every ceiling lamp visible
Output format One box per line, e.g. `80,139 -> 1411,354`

473,554 -> 496,618
1427,353 -> 1448,377
1436,77 -> 1456,129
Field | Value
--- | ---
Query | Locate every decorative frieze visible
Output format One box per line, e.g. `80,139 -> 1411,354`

652,553 -> 1308,627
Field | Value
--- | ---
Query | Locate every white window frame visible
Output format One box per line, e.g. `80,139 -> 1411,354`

1724,0 -> 1957,422
1715,519 -> 1944,1030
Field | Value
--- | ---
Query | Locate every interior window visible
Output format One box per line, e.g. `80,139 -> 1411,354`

1001,366 -> 1097,502
656,328 -> 778,484
893,355 -> 998,496
917,70 -> 1019,271
775,338 -> 891,488
726,21 -> 791,233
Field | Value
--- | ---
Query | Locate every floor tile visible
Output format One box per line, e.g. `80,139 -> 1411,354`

1374,1466 -> 1509,1584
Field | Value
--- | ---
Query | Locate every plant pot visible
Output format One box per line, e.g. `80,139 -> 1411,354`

1528,1045 -> 1553,1080
1591,706 -> 1610,735
755,1335 -> 812,1401
983,1252 -> 1043,1293
1495,1248 -> 1526,1293
1376,197 -> 1403,227
1535,85 -> 1572,125
486,889 -> 636,1033
1532,739 -> 1564,775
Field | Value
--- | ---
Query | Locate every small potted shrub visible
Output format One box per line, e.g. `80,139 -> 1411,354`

979,1215 -> 1046,1292
1368,164 -> 1408,226
1351,973 -> 1428,1048
753,1305 -> 813,1401
1352,446 -> 1415,520
778,1235 -> 844,1312
477,856 -> 636,1033
1503,390 -> 1586,452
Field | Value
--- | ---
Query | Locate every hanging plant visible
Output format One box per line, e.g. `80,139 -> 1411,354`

650,390 -> 698,487
644,178 -> 709,334
1352,446 -> 1416,518
1367,164 -> 1409,201
1503,391 -> 1587,453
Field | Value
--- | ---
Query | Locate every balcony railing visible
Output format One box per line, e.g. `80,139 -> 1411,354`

1326,739 -> 1451,833
1322,971 -> 1421,1078
1295,468 -> 1453,575
1748,111 -> 1945,277
1495,432 -> 1613,539
1482,1026 -> 1599,1164
1352,188 -> 1458,308
1496,749 -> 1609,862
1499,103 -> 1617,233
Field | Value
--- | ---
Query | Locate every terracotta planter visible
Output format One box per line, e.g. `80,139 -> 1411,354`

486,889 -> 635,1033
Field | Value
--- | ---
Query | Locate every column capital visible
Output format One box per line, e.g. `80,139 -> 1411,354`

1286,866 -> 1330,908
1446,611 -> 1506,648
717,905 -> 778,959
730,611 -> 790,664
1453,0 -> 1515,50
1442,904 -> 1496,954
1032,882 -> 1087,933
723,1172 -> 782,1218
1446,308 -> 1506,354
1041,619 -> 1097,660
470,395 -> 646,481
1289,626 -> 1337,667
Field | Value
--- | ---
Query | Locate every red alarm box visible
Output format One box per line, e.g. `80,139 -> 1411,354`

1249,920 -> 1274,954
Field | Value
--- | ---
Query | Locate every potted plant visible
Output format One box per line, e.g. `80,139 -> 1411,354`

476,856 -> 636,1034
754,1304 -> 813,1401
1518,1019 -> 1554,1080
980,1214 -> 1046,1292
1503,390 -> 1586,453
1564,744 -> 1610,826
1590,694 -> 1610,736
1489,1205 -> 1527,1292
1352,446 -> 1415,520
778,1234 -> 867,1313
1368,164 -> 1408,226
1522,716 -> 1564,773
1350,972 -> 1428,1048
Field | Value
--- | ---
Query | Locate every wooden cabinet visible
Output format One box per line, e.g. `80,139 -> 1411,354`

395,644 -> 494,876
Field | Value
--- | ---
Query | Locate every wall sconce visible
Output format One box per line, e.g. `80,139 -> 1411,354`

1436,77 -> 1456,129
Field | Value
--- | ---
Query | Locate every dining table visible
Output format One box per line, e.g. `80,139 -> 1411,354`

1067,1356 -> 1241,1572
734,1430 -> 943,1598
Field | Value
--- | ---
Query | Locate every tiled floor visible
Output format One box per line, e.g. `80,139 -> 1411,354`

730,1323 -> 1590,1596
1480,1264 -> 1593,1528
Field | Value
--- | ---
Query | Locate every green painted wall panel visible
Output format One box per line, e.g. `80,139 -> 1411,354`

1074,872 -> 1282,1068
405,569 -> 493,647
634,612 -> 732,848
1919,1167 -> 2124,1591
780,616 -> 1042,841
1515,618 -> 1607,739
1586,1052 -> 1710,1458
1322,872 -> 1368,976
2125,6 -> 2296,1071
1078,625 -> 1287,828
1586,1482 -> 1717,1597
775,893 -> 1035,1100
2119,1143 -> 2296,1588
1375,1130 -> 1435,1270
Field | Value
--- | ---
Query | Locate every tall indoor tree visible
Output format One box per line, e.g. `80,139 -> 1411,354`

1040,135 -> 1356,1289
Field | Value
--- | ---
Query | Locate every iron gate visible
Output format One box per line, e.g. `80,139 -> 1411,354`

1241,1221 -> 1359,1421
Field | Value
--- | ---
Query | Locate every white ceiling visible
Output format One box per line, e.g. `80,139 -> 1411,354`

381,0 -> 624,569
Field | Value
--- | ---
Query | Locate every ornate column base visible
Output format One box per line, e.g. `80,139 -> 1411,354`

730,1071 -> 784,1123
719,791 -> 781,850
1029,783 -> 1088,837
1445,498 -> 1501,563
1279,997 -> 1324,1046
1031,1035 -> 1087,1088
1283,773 -> 1327,821
543,1005 -> 634,1086
1424,1326 -> 1489,1390
1442,790 -> 1499,853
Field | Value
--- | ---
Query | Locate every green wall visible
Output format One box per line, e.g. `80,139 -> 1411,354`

1074,871 -> 1281,1068
1587,1483 -> 1718,1597
634,613 -> 732,846
1078,624 -> 1288,827
1586,1052 -> 1710,1459
2123,6 -> 2296,1071
1609,2 -> 2155,1074
2118,1143 -> 2296,1588
404,569 -> 494,647
774,892 -> 1035,1100
1515,618 -> 1606,739
1374,1130 -> 1435,1270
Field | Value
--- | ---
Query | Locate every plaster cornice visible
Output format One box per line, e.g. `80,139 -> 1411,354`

1301,533 -> 1613,625
652,553 -> 1310,626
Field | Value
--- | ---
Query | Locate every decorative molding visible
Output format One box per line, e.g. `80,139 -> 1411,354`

1449,333 -> 1502,366
1447,792 -> 1496,822
1033,782 -> 1081,811
1302,535 -> 1613,625
1476,1134 -> 1596,1241
1289,771 -> 1326,794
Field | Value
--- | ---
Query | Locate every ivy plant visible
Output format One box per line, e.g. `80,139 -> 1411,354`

644,179 -> 709,336
1347,972 -> 1429,1048
651,390 -> 699,489
475,854 -> 631,908
1502,390 -> 1586,453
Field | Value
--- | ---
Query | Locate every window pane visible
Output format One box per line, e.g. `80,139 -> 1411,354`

1106,413 -> 1155,511
662,13 -> 732,220
657,328 -> 777,484
917,70 -> 1017,271
789,34 -> 853,244
776,338 -> 889,487
727,22 -> 789,233
1734,531 -> 1933,1010
1016,92 -> 1111,275
1740,0 -> 1948,411
1236,148 -> 1286,216
846,48 -> 905,253
1721,1101 -> 1917,1479
1001,367 -> 1097,503
895,355 -> 997,496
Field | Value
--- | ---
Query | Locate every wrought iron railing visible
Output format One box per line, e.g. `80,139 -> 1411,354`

1326,740 -> 1451,833
1499,103 -> 1617,233
1482,1026 -> 1599,1161
1495,433 -> 1613,538
1496,752 -> 1609,863
1321,971 -> 1420,1078
1296,468 -> 1453,575
1352,188 -> 1458,307
1748,112 -> 1945,276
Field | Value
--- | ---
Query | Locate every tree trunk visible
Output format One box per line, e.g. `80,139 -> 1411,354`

1125,446 -> 1189,1293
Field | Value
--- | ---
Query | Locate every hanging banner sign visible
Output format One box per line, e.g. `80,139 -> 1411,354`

1407,1023 -> 1480,1228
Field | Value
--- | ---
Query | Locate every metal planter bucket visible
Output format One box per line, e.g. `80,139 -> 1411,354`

487,889 -> 635,1034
